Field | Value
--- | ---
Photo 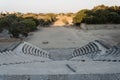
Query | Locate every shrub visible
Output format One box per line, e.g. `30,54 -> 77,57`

20,19 -> 37,31
107,12 -> 120,24
73,5 -> 120,25
0,15 -> 37,38
24,17 -> 39,26
73,9 -> 89,25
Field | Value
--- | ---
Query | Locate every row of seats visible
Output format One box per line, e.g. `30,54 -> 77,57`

0,50 -> 31,66
0,49 -> 51,66
106,46 -> 120,57
72,42 -> 101,59
71,40 -> 120,61
95,46 -> 120,61
0,40 -> 120,65
0,42 -> 52,66
22,43 -> 49,58
10,41 -> 50,59
94,40 -> 111,49
94,59 -> 120,62
0,42 -> 22,52
71,59 -> 120,62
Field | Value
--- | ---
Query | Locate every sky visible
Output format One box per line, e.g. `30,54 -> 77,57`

0,0 -> 120,13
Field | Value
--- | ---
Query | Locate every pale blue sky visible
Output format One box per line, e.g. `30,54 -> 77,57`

0,0 -> 120,13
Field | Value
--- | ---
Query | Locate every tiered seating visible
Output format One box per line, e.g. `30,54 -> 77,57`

0,40 -> 120,65
0,41 -> 51,66
91,44 -> 120,62
115,47 -> 120,57
0,50 -> 30,66
70,40 -> 115,61
71,41 -> 101,60
95,40 -> 111,49
107,46 -> 118,56
21,42 -> 49,58
12,42 -> 50,59
12,42 -> 52,62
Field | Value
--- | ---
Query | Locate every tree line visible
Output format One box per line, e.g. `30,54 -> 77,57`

73,5 -> 120,25
0,5 -> 120,38
0,13 -> 57,38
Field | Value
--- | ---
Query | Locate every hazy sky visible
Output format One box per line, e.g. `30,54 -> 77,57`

0,0 -> 120,13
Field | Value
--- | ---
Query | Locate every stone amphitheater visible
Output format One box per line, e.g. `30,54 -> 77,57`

0,40 -> 120,80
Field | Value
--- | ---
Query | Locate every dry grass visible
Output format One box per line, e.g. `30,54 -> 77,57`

53,15 -> 73,26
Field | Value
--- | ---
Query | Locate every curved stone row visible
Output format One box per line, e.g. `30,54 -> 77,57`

72,42 -> 101,59
92,45 -> 120,61
95,40 -> 111,49
21,42 -> 49,58
107,47 -> 118,56
103,46 -> 120,57
94,59 -> 120,62
71,40 -> 120,61
0,50 -> 51,66
0,42 -> 52,66
0,50 -> 30,66
111,46 -> 120,57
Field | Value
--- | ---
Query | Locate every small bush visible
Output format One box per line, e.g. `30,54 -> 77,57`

20,19 -> 37,31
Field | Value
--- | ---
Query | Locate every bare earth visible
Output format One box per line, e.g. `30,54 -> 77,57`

25,27 -> 120,49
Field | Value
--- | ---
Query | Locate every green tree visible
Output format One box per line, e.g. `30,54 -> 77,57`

9,21 -> 28,38
20,19 -> 37,31
73,9 -> 89,25
73,5 -> 120,25
107,12 -> 120,24
24,17 -> 39,26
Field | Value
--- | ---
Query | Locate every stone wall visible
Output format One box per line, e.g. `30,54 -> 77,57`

1,74 -> 120,80
80,24 -> 120,30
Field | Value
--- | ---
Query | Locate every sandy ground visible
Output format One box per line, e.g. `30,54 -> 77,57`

0,61 -> 120,74
53,15 -> 73,26
25,27 -> 120,49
